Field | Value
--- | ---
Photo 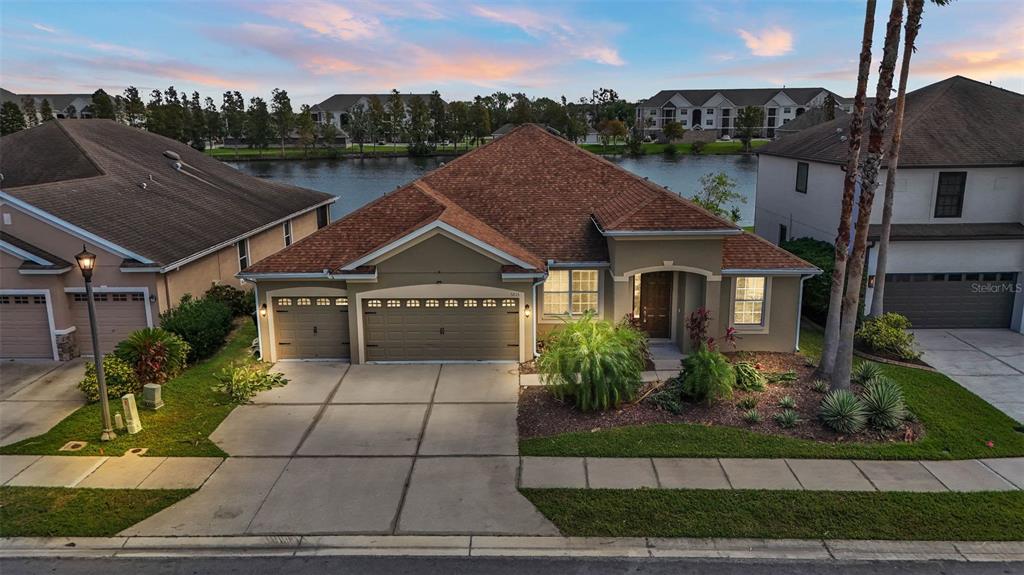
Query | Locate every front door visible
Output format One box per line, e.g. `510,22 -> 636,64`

639,272 -> 672,338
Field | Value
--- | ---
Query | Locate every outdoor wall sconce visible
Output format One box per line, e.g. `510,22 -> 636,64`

867,275 -> 876,288
149,294 -> 157,304
260,303 -> 268,318
524,304 -> 531,318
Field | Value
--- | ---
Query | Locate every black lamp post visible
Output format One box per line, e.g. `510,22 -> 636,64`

75,245 -> 116,441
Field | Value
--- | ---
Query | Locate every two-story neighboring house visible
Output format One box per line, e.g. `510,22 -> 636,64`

635,87 -> 845,140
0,120 -> 334,360
310,93 -> 442,135
754,76 -> 1024,333
1,88 -> 94,120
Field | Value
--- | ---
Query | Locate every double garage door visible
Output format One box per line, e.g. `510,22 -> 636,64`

883,272 -> 1018,329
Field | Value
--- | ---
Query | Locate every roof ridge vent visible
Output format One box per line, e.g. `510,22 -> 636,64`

163,150 -> 181,161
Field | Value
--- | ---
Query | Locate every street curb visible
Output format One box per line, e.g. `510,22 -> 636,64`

1,535 -> 1022,561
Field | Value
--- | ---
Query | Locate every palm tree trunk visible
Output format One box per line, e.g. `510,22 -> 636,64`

869,0 -> 924,318
815,0 -> 878,383
832,0 -> 906,390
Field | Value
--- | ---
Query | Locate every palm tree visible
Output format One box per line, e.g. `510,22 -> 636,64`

815,0 -> 879,382
832,0 -> 906,390
869,0 -> 951,318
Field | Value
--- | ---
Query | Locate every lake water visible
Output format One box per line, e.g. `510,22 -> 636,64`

227,153 -> 758,226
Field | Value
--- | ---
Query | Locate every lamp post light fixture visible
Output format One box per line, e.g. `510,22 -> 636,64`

75,245 -> 116,442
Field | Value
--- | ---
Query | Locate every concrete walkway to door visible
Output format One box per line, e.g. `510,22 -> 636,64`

123,362 -> 557,537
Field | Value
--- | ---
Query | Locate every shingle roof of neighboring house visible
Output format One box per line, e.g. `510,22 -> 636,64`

0,231 -> 73,271
758,76 -> 1024,168
313,93 -> 440,111
640,87 -> 834,108
246,124 -> 814,275
0,120 -> 334,267
776,108 -> 850,136
1,88 -> 92,113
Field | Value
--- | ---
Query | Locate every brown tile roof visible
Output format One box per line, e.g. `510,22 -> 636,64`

246,124 -> 811,275
0,120 -> 334,266
722,234 -> 817,271
758,76 -> 1024,168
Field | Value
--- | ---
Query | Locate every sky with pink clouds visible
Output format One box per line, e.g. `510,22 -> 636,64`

1,0 -> 1021,106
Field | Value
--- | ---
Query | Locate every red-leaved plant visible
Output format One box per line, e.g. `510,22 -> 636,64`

686,307 -> 738,351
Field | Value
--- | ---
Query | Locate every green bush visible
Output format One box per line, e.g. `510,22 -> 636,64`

663,143 -> 678,156
204,284 -> 256,317
819,390 -> 868,434
855,313 -> 920,361
861,376 -> 907,430
742,408 -> 762,424
733,362 -> 766,391
780,237 -> 834,323
774,409 -> 800,428
680,345 -> 735,404
159,295 -> 233,362
77,356 -> 141,402
538,312 -> 646,411
736,396 -> 758,410
213,363 -> 288,403
690,140 -> 706,155
851,361 -> 885,385
778,395 -> 797,409
648,381 -> 684,414
114,328 -> 190,386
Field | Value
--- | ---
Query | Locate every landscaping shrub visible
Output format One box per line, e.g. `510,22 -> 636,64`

679,345 -> 735,404
811,378 -> 829,393
733,361 -> 765,391
780,237 -> 834,324
686,307 -> 737,351
819,390 -> 868,434
737,396 -> 758,410
538,312 -> 646,412
851,361 -> 885,385
78,356 -> 141,402
690,140 -> 706,155
114,328 -> 190,386
861,376 -> 907,430
742,408 -> 762,424
774,409 -> 800,428
778,395 -> 797,409
855,313 -> 920,361
159,295 -> 233,362
204,284 -> 256,318
648,381 -> 685,414
663,143 -> 678,156
213,363 -> 287,403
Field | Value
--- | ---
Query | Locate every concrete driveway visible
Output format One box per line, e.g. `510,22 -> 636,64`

0,359 -> 86,446
914,329 -> 1024,423
124,362 -> 557,537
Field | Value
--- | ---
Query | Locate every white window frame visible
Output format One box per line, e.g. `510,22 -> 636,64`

730,276 -> 771,334
541,269 -> 602,321
237,238 -> 250,270
283,219 -> 293,246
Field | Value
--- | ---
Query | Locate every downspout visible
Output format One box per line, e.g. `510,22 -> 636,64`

252,282 -> 264,360
794,274 -> 811,352
531,275 -> 547,358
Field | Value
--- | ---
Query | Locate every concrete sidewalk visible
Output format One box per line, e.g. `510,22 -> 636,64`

519,456 -> 1024,492
0,358 -> 86,447
1,535 -> 1022,562
1,453 -> 222,489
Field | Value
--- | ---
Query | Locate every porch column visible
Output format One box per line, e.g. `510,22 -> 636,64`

611,275 -> 632,323
705,277 -> 723,341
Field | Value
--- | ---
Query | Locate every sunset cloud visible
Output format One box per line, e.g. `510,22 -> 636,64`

470,4 -> 624,66
258,1 -> 382,41
738,26 -> 794,57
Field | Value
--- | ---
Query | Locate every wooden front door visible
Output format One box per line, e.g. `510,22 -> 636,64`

639,272 -> 672,338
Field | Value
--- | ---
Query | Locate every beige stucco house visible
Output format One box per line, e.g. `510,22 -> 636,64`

242,125 -> 818,364
0,119 -> 334,360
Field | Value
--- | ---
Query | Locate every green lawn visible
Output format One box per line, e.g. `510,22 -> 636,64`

580,140 -> 768,156
0,322 -> 258,458
0,486 -> 192,537
522,489 -> 1024,540
520,322 -> 1024,460
206,143 -> 479,160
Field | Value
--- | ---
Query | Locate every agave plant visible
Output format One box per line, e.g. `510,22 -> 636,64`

819,390 -> 868,434
538,312 -> 646,411
861,376 -> 907,430
773,409 -> 800,428
851,361 -> 885,385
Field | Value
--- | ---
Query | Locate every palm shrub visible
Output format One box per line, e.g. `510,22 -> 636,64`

855,313 -> 920,360
538,312 -> 646,411
733,361 -> 765,391
78,356 -> 141,402
819,390 -> 868,434
861,376 -> 907,429
160,295 -> 233,362
115,328 -> 190,386
679,345 -> 735,404
851,361 -> 885,385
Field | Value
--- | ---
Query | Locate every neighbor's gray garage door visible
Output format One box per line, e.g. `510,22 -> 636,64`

273,296 -> 350,359
72,292 -> 148,354
363,297 -> 520,361
0,294 -> 52,358
883,272 -> 1017,328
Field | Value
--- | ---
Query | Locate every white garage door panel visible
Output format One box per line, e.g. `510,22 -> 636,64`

0,294 -> 52,358
72,292 -> 148,354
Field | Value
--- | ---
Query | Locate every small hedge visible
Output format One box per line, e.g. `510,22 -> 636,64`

159,295 -> 233,362
855,313 -> 920,361
78,356 -> 140,402
204,284 -> 256,317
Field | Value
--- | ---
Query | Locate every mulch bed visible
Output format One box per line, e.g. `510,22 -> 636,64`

518,350 -> 923,444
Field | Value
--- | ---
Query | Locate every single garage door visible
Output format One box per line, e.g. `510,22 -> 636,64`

883,272 -> 1017,328
273,296 -> 350,359
72,291 -> 148,354
0,294 -> 52,358
363,297 -> 520,361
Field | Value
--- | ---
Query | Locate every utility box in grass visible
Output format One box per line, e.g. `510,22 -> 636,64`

142,383 -> 164,410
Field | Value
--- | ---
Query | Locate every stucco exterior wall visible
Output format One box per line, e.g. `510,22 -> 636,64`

718,275 -> 801,352
607,237 -> 724,278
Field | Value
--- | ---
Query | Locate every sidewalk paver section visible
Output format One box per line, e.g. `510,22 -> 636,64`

954,541 -> 1024,562
980,457 -> 1024,489
652,458 -> 731,489
210,404 -> 320,456
921,460 -> 1017,491
78,454 -> 167,489
298,404 -> 426,456
519,457 -> 587,488
418,403 -> 517,455
720,458 -> 802,490
854,461 -> 947,492
472,536 -> 650,557
332,364 -> 439,404
398,457 -> 558,535
0,455 -> 41,484
122,458 -> 288,536
711,538 -> 831,560
248,457 -> 412,534
5,456 -> 106,487
137,458 -> 222,489
586,458 -> 658,489
826,539 -> 963,561
254,362 -> 347,404
433,364 -> 518,403
786,459 -> 876,491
